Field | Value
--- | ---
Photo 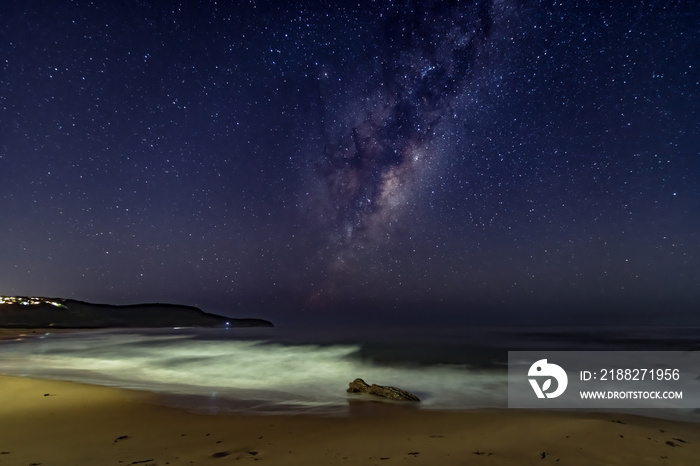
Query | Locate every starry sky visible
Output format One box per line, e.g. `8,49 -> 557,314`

1,0 -> 698,326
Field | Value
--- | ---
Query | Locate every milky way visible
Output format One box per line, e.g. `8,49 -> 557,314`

308,1 -> 510,298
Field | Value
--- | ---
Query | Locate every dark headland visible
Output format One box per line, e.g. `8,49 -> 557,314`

0,296 -> 273,329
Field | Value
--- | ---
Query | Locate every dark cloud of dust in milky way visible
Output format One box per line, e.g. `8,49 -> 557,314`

304,1 -> 502,307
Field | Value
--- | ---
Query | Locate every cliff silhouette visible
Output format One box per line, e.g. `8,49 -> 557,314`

0,296 -> 273,328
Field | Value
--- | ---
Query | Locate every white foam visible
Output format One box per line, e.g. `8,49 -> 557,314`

4,330 -> 695,422
0,330 -> 507,413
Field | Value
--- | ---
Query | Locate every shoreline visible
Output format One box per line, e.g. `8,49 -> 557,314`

2,374 -> 700,465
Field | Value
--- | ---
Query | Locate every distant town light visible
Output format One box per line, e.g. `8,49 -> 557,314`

0,296 -> 66,308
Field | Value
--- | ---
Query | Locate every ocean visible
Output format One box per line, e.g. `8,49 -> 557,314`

1,325 -> 699,421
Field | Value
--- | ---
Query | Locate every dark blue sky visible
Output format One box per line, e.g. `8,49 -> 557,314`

1,0 -> 698,326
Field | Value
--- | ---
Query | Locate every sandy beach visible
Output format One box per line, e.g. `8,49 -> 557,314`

0,374 -> 698,466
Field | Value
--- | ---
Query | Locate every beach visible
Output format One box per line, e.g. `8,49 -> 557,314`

2,327 -> 700,465
2,374 -> 700,465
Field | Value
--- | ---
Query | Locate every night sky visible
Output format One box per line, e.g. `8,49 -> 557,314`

1,0 -> 698,326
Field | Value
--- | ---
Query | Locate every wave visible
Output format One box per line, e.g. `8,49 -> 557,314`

2,327 -> 698,422
0,329 -> 506,414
